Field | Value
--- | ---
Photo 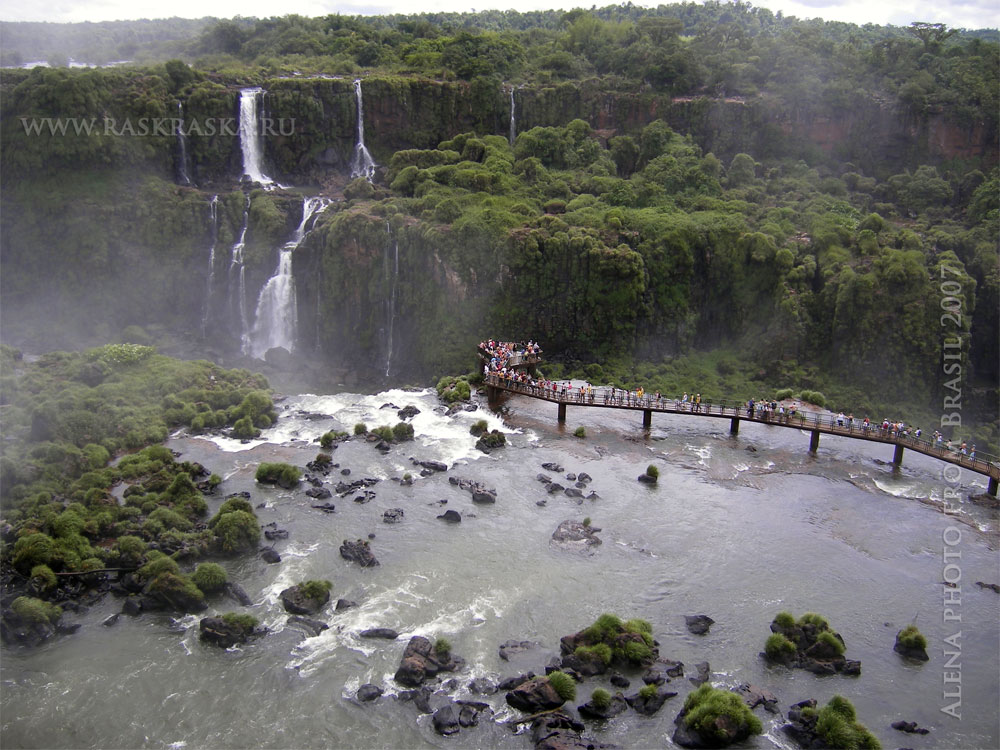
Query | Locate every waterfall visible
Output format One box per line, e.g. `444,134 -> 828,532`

509,87 -> 516,146
239,87 -> 273,186
247,196 -> 329,359
384,222 -> 399,378
176,101 -> 191,185
228,194 -> 251,351
201,195 -> 219,337
350,79 -> 376,181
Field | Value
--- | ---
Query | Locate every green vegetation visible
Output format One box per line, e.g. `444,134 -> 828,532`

220,612 -> 259,632
645,465 -> 659,480
191,562 -> 228,594
29,564 -> 57,591
682,683 -> 764,742
573,426 -> 586,438
299,579 -> 332,600
254,462 -> 302,486
434,636 -> 452,656
773,611 -> 796,629
638,683 -> 659,700
817,630 -> 846,656
815,696 -> 881,750
589,688 -> 612,709
582,516 -> 591,527
575,612 -> 655,667
470,419 -> 489,436
319,430 -> 347,448
765,632 -> 797,660
392,422 -> 415,442
210,507 -> 261,555
354,423 -> 367,435
11,595 -> 61,625
436,376 -> 472,403
546,670 -> 576,702
896,624 -> 927,650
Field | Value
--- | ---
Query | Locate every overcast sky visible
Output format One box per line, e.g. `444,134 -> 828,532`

3,0 -> 998,29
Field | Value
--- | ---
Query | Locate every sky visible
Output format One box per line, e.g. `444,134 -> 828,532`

2,0 -> 998,29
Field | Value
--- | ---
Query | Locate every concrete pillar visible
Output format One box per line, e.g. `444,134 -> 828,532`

557,402 -> 566,423
643,409 -> 652,429
730,417 -> 740,435
989,477 -> 998,497
809,430 -> 820,452
893,444 -> 904,466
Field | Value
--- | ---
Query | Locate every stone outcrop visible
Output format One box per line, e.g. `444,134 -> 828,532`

340,539 -> 380,567
393,635 -> 464,687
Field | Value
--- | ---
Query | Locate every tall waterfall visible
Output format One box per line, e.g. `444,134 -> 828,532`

509,87 -> 516,146
246,196 -> 329,359
201,195 -> 219,337
239,87 -> 273,186
176,101 -> 191,185
228,194 -> 251,350
350,79 -> 376,180
384,222 -> 400,378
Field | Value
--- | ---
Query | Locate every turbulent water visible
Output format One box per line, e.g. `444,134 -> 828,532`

350,79 -> 377,181
239,87 -> 273,186
2,386 -> 998,750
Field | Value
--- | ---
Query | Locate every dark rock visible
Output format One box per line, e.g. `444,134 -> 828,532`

564,487 -> 583,498
357,684 -> 383,702
383,508 -> 405,524
305,487 -> 332,500
550,520 -> 602,550
505,676 -> 565,713
394,635 -> 462,687
375,440 -> 391,453
261,548 -> 282,564
419,459 -> 447,472
122,597 -> 142,616
225,582 -> 253,607
469,677 -> 497,695
537,473 -> 552,484
56,622 -> 81,635
842,659 -> 862,675
577,473 -> 592,483
498,673 -> 532,691
585,491 -> 600,500
565,473 -> 577,481
310,502 -> 336,513
340,539 -> 379,567
287,615 -> 329,637
335,599 -> 357,611
685,615 -> 715,635
626,688 -> 677,715
578,694 -> 628,720
541,462 -> 564,472
547,482 -> 565,494
689,661 -> 710,686
360,627 -> 399,640
432,704 -> 460,736
280,584 -> 330,615
458,703 -> 482,727
398,405 -> 421,420
103,614 -> 120,627
198,616 -> 262,648
891,720 -> 930,735
642,666 -> 669,686
661,659 -> 685,678
976,581 -> 1000,593
736,683 -> 779,713
353,491 -> 375,504
530,710 -> 618,750
499,640 -> 537,661
395,686 -> 435,713
380,402 -> 398,410
437,509 -> 462,523
264,528 -> 289,540
471,486 -> 497,504
894,631 -> 930,661
609,673 -> 630,689
341,468 -> 351,475
561,650 -> 608,677
637,473 -> 657,484
673,690 -> 759,748
536,500 -> 547,506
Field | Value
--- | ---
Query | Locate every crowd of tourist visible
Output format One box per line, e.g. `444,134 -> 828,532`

479,339 -> 542,376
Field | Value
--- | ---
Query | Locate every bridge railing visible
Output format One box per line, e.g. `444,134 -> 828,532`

484,374 -> 999,473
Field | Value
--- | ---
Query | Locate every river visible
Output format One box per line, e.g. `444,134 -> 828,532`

2,385 -> 998,749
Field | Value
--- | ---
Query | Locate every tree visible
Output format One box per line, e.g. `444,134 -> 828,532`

907,22 -> 957,53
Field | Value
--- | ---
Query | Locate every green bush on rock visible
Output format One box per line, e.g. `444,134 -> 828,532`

212,510 -> 261,555
255,463 -> 301,487
546,671 -> 576,702
815,696 -> 881,749
191,562 -> 228,594
681,683 -> 763,745
11,596 -> 62,625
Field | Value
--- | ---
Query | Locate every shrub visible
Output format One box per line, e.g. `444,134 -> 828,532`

683,684 -> 763,741
221,612 -> 259,631
815,696 -> 880,749
11,596 -> 61,624
12,533 -> 54,573
146,572 -> 205,611
299,579 -> 332,600
213,510 -> 261,554
817,631 -> 846,656
30,564 -> 57,591
139,554 -> 180,579
799,612 -> 830,629
392,422 -> 414,442
583,613 -> 624,642
639,683 -> 659,700
765,633 -> 798,659
191,562 -> 228,593
575,643 -> 613,666
798,390 -> 827,408
573,426 -> 586,438
582,517 -> 591,527
371,425 -> 395,442
590,688 -> 611,709
255,463 -> 301,486
773,611 -> 796,629
774,388 -> 795,400
546,671 -> 576,702
470,419 -> 488,436
313,453 -> 332,465
645,464 -> 659,480
115,535 -> 147,565
478,430 -> 506,448
434,637 -> 452,656
232,416 -> 260,439
897,624 -> 927,650
210,497 -> 255,524
354,422 -> 367,435
624,618 -> 653,635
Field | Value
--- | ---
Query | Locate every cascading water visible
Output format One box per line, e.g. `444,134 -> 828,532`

239,87 -> 273,186
175,101 -> 191,185
350,79 -> 376,181
384,222 -> 399,378
246,196 -> 329,359
228,194 -> 251,350
509,86 -> 516,146
200,195 -> 219,337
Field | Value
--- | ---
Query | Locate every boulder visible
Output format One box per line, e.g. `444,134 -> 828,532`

264,528 -> 289,540
499,640 -> 537,661
437,510 -> 462,523
469,677 -> 497,695
261,548 -> 282,564
541,462 -> 564,472
393,635 -> 461,687
198,616 -> 262,648
335,599 -> 357,611
280,584 -> 330,616
689,661 -> 710,686
340,539 -> 380,567
224,582 -> 254,606
498,673 -> 532,691
536,473 -> 552,484
432,704 -> 460,736
891,720 -> 930,735
287,615 -> 329,637
383,508 -> 405,524
357,684 -> 383,702
471,486 -> 497,504
672,693 -> 759,748
418,459 -> 447,472
305,487 -> 332,500
360,627 -> 399,640
893,629 -> 930,661
577,693 -> 628,720
564,488 -> 583,498
530,711 -> 618,750
550,520 -> 602,550
637,473 -> 657,484
505,676 -> 565,713
685,615 -> 715,635
398,405 -> 421,420
736,683 -> 779,713
547,483 -> 565,494
310,502 -> 336,513
625,688 -> 677,715
609,673 -> 630,689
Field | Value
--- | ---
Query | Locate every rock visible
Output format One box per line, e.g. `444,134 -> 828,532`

469,677 -> 497,695
577,473 -> 592,483
280,584 -> 330,616
626,688 -> 677,715
541,462 -> 564,472
437,510 -> 462,523
685,615 -> 714,635
383,508 -> 405,524
305,487 -> 332,500
335,599 -> 357,611
736,683 -> 779,713
585,491 -> 600,500
550,520 -> 602,550
287,615 -> 329,637
609,673 -> 630,689
122,597 -> 142,617
505,676 -> 565,713
661,659 -> 685,678
564,487 -> 583,498
891,720 -> 930,735
458,702 -> 484,727
341,468 -> 351,475
578,694 -> 628,720
536,500 -> 547,506
225,582 -> 253,606
357,684 -> 383,702
893,629 -> 930,661
418,459 -> 447,472
499,640 -> 537,661
102,614 -> 120,627
673,690 -> 759,748
261,548 -> 282,564
360,627 -> 399,640
642,666 -> 669,686
432,704 -> 460,736
394,635 -> 461,687
530,711 -> 618,750
198,616 -> 262,648
976,581 -> 1000,593
561,649 -> 608,677
689,661 -> 710,686
471,486 -> 497,504
498,673 -> 532,691
398,405 -> 421,420
537,473 -> 552,484
264,528 -> 289,540
547,482 -> 565,494
353,491 -> 375,504
310,502 -> 336,513
340,539 -> 379,567
637,473 -> 657,484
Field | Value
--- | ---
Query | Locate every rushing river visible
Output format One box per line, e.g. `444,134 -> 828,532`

2,386 -> 998,750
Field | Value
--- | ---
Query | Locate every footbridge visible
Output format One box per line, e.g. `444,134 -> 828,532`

484,373 -> 999,496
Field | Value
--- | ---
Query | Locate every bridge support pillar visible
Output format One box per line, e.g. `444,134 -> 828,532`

730,417 -> 740,435
809,430 -> 820,453
988,477 -> 997,497
643,409 -> 652,429
557,403 -> 566,423
486,385 -> 499,402
893,444 -> 904,467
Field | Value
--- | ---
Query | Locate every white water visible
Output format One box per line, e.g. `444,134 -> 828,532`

239,87 -> 273,186
228,194 -> 251,350
246,197 -> 330,359
200,195 -> 219,337
384,223 -> 399,378
509,86 -> 516,146
350,79 -> 377,181
176,101 -> 191,185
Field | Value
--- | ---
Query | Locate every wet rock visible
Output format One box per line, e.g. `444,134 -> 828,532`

471,486 -> 496,504
685,615 -> 715,635
398,405 -> 421,420
418,459 -> 447,472
341,468 -> 351,475
626,687 -> 677,715
458,702 -> 485,727
305,487 -> 332,500
433,704 -> 460,735
536,500 -> 547,507
642,666 -> 669,685
550,520 -> 602,550
380,402 -> 398,410
585,491 -> 600,500
340,539 -> 379,567
198,616 -> 263,648
577,472 -> 592,483
261,548 -> 282,564
505,676 -> 565,713
976,581 -> 1000,593
637,473 -> 657,484
103,614 -> 120,627
383,508 -> 405,524
498,673 -> 532,691
689,661 -> 710,686
287,615 -> 329,637
537,473 -> 552,484
672,688 -> 759,748
609,673 -> 630,689
547,483 -> 565,494
264,528 -> 289,540
736,683 -> 779,713
469,677 -> 497,695
393,635 -> 463,687
564,487 -> 583,498
530,710 -> 617,750
353,491 -> 375,504
561,649 -> 608,677
891,720 -> 930,735
578,693 -> 628,720
565,473 -> 577,481
499,640 -> 537,661
358,627 -> 397,640
225,582 -> 253,607
541,462 -> 564,473
121,597 -> 142,616
335,599 -> 357,611
357,684 -> 383,702
280,583 -> 330,615
437,510 -> 462,523
310,502 -> 336,513
893,629 -> 930,661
